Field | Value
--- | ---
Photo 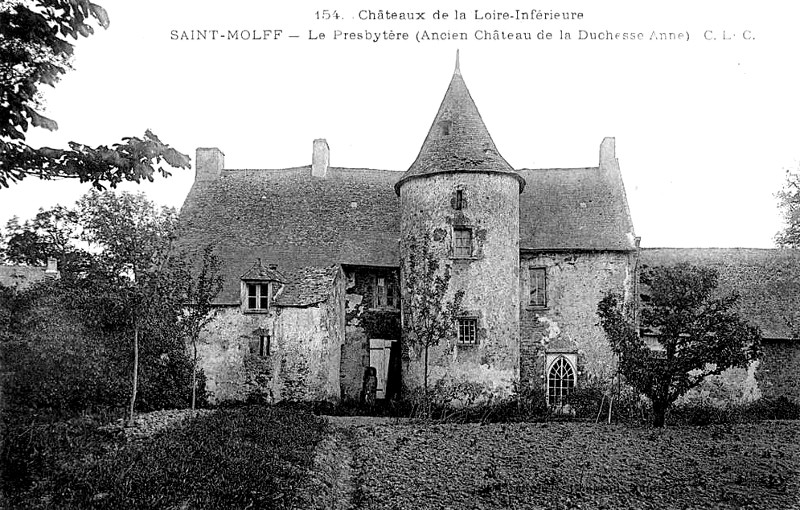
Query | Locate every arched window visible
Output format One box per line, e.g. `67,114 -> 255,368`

548,356 -> 575,406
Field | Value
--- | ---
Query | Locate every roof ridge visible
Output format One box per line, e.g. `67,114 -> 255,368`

518,167 -> 600,172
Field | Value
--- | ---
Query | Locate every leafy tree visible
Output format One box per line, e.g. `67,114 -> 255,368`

402,232 -> 464,394
776,166 -> 800,248
1,206 -> 88,274
78,190 -> 180,424
1,192 -> 204,416
598,263 -> 761,427
180,245 -> 223,410
1,0 -> 189,187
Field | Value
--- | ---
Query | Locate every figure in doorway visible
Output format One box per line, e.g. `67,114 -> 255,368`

363,366 -> 378,407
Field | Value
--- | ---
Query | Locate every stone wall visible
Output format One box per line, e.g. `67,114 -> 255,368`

197,280 -> 344,403
341,267 -> 401,401
400,172 -> 520,396
520,251 -> 636,393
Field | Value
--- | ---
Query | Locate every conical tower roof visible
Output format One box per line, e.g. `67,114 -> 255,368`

395,54 -> 525,195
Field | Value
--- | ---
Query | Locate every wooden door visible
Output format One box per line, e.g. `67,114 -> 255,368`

369,339 -> 394,399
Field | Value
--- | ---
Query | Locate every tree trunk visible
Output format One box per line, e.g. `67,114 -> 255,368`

652,399 -> 668,427
191,335 -> 197,411
128,327 -> 139,427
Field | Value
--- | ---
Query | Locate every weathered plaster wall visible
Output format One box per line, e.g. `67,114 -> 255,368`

679,362 -> 762,405
324,269 -> 347,399
400,173 -> 520,396
196,307 -> 271,403
198,295 -> 344,404
756,339 -> 800,403
677,339 -> 800,405
519,251 -> 635,392
341,267 -> 401,401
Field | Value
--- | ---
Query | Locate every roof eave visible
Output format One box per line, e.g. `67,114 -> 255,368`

395,169 -> 526,195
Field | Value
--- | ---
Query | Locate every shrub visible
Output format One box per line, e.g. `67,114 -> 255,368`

613,384 -> 653,426
741,396 -> 800,421
669,397 -> 735,426
394,379 -> 552,423
565,376 -> 608,420
7,406 -> 327,509
1,410 -> 124,499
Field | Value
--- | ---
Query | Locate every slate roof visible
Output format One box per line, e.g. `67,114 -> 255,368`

640,248 -> 800,340
0,264 -> 46,289
178,164 -> 636,303
395,62 -> 524,194
274,265 -> 340,307
519,167 -> 637,251
241,259 -> 287,283
176,167 -> 400,303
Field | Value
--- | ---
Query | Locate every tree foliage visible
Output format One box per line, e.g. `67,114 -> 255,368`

402,232 -> 464,393
1,205 -> 88,273
77,190 -> 183,423
0,0 -> 189,187
775,166 -> 800,248
597,263 -> 761,427
0,190 -> 208,416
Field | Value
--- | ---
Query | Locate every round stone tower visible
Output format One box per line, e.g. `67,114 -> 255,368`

396,55 -> 525,396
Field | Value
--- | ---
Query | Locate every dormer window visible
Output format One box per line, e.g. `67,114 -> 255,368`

240,259 -> 286,314
247,282 -> 270,311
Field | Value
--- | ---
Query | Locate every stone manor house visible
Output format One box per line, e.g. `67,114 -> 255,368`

175,58 -> 799,406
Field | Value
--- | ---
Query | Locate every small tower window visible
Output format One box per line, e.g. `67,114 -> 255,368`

439,120 -> 452,136
457,317 -> 478,345
453,228 -> 472,258
454,189 -> 464,210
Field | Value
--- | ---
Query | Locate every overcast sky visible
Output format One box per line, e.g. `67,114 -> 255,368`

3,0 -> 799,248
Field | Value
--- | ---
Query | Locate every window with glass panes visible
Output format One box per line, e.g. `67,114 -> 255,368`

529,267 -> 547,307
548,357 -> 575,406
453,228 -> 472,258
374,276 -> 398,309
246,282 -> 270,311
457,317 -> 478,345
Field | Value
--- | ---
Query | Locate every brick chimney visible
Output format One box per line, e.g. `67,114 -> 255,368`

312,139 -> 329,178
196,147 -> 225,182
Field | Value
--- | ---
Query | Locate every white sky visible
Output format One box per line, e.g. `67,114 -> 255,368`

2,0 -> 799,248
